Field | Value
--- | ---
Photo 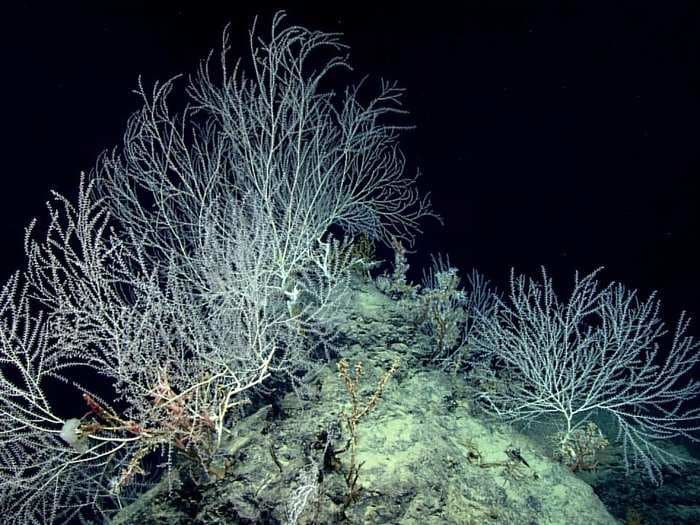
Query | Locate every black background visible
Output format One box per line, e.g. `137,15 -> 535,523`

1,2 -> 699,328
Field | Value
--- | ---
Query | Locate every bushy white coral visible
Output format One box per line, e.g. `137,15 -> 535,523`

475,268 -> 700,484
0,12 -> 435,523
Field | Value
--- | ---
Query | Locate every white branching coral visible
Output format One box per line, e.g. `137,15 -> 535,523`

0,12 -> 435,524
475,268 -> 700,484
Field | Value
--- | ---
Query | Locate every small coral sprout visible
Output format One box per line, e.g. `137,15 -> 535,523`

337,358 -> 399,512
